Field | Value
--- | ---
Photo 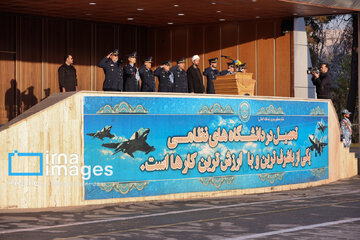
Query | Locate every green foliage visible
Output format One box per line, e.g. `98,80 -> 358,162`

305,15 -> 358,143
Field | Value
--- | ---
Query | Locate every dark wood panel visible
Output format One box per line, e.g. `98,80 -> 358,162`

221,23 -> 238,71
45,19 -> 67,95
155,28 -> 171,68
188,25 -> 204,74
0,14 -> 16,52
147,29 -> 156,66
256,20 -> 275,96
20,16 -> 42,112
238,21 -> 256,81
171,27 -> 187,67
95,23 -> 115,91
204,25 -> 220,91
0,53 -> 16,124
146,29 -> 158,90
137,27 -> 148,68
69,21 -> 92,91
275,19 -> 291,97
120,25 -> 137,62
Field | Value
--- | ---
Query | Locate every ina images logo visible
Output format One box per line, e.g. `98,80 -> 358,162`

8,150 -> 113,180
8,150 -> 43,176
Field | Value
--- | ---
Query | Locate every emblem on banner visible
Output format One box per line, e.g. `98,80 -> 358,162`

239,101 -> 251,122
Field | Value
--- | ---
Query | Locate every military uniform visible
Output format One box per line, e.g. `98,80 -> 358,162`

220,62 -> 235,76
98,49 -> 123,91
203,57 -> 219,94
140,57 -> 156,92
340,109 -> 352,147
170,58 -> 188,93
154,61 -> 174,92
123,51 -> 140,92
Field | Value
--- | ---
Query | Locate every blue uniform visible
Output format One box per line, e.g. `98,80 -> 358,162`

98,57 -> 123,91
219,70 -> 234,76
203,67 -> 219,94
139,65 -> 155,92
154,67 -> 174,92
123,64 -> 139,92
170,65 -> 188,93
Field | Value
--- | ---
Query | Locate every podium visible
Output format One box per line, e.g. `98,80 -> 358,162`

213,72 -> 256,95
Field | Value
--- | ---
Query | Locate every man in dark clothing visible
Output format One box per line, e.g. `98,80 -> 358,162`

170,58 -> 188,93
58,54 -> 78,92
187,55 -> 204,93
154,61 -> 174,92
123,51 -> 140,92
140,57 -> 156,92
220,62 -> 236,76
203,57 -> 219,94
311,63 -> 331,99
98,49 -> 123,91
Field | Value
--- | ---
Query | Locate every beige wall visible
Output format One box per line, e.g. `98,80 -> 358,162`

0,92 -> 357,209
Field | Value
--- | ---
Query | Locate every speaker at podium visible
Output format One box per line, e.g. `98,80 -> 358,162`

213,72 -> 256,96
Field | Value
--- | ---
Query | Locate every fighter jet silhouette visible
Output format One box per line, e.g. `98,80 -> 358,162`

87,126 -> 115,140
308,134 -> 327,157
102,128 -> 155,158
317,122 -> 328,133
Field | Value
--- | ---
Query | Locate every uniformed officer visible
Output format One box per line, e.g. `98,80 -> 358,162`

98,49 -> 123,91
139,57 -> 156,92
123,51 -> 140,92
203,57 -> 219,94
170,58 -> 188,93
154,61 -> 174,92
340,109 -> 352,148
220,62 -> 236,76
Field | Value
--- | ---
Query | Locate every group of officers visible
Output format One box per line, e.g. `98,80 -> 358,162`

58,49 -> 238,94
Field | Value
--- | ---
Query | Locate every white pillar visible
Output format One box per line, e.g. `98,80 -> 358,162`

294,17 -> 316,98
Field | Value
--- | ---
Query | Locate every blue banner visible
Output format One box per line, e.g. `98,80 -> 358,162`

83,96 -> 329,200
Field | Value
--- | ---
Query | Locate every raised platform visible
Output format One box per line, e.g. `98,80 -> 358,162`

0,91 -> 357,209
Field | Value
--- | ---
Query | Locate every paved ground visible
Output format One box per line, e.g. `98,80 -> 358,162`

1,176 -> 360,240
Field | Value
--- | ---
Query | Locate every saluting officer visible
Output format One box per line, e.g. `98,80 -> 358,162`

203,57 -> 219,94
220,62 -> 236,76
170,58 -> 188,93
154,61 -> 174,92
123,51 -> 140,92
98,49 -> 123,91
139,57 -> 156,92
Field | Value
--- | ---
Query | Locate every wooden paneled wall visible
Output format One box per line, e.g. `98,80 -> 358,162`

0,12 -> 292,125
0,13 -> 147,124
148,19 -> 292,98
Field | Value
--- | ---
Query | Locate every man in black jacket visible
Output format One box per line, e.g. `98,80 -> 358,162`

187,55 -> 204,93
170,58 -> 188,93
58,54 -> 78,92
139,57 -> 155,92
98,49 -> 123,91
123,51 -> 140,92
311,63 -> 331,99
